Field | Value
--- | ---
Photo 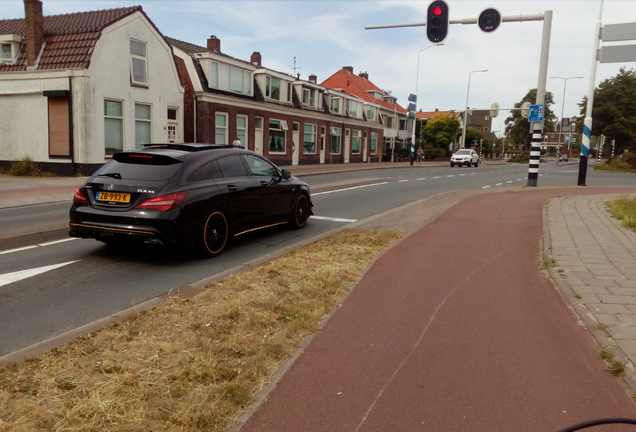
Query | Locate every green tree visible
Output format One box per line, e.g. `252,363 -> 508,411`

504,88 -> 556,147
464,128 -> 489,148
578,68 -> 636,154
422,113 -> 460,149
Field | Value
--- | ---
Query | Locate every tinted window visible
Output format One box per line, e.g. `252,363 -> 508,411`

96,158 -> 182,181
244,154 -> 278,176
217,155 -> 248,178
188,160 -> 223,183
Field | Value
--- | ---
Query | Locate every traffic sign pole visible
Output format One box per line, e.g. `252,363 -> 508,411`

527,10 -> 552,187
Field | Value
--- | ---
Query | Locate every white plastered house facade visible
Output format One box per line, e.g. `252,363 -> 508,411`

0,4 -> 184,175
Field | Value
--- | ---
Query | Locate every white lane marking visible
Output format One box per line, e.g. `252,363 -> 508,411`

459,174 -> 466,176
398,180 -> 409,183
496,183 -> 503,186
0,238 -> 78,256
0,261 -> 79,288
312,182 -> 389,196
482,185 -> 492,189
0,246 -> 37,256
447,175 -> 455,178
311,216 -> 358,223
417,178 -> 426,181
38,238 -> 78,247
507,181 -> 513,183
433,176 -> 441,179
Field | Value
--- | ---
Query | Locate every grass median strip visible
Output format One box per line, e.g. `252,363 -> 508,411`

0,229 -> 401,432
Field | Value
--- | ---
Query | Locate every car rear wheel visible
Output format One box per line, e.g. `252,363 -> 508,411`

290,194 -> 310,229
200,210 -> 229,257
474,160 -> 479,167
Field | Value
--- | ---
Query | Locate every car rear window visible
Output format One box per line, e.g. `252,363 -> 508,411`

97,153 -> 182,181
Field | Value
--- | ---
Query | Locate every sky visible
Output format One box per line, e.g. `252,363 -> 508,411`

3,0 -> 635,136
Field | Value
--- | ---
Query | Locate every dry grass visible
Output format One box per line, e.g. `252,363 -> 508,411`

606,196 -> 636,233
0,230 -> 401,432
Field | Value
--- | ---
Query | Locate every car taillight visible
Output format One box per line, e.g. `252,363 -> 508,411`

136,192 -> 186,211
73,189 -> 88,204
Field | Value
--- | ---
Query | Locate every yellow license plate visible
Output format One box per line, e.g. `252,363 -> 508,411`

96,191 -> 131,203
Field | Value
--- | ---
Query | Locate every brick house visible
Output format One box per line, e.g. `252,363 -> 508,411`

0,1 -> 184,175
321,67 -> 409,159
169,36 -> 386,166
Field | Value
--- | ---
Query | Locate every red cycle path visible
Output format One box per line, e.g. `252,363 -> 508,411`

240,188 -> 636,432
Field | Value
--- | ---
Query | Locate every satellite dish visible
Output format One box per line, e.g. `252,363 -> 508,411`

490,102 -> 500,118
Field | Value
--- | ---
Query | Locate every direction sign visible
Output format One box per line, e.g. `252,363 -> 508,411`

528,104 -> 545,122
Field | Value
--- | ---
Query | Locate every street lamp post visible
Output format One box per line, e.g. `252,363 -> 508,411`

549,76 -> 583,159
460,70 -> 488,151
411,43 -> 444,160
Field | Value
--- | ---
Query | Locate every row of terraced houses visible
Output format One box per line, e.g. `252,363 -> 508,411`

0,1 -> 425,175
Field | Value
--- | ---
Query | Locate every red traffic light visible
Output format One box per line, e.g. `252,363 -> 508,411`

426,0 -> 449,43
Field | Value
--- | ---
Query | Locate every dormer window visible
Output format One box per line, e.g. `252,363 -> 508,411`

265,76 -> 281,100
1,44 -> 11,59
331,97 -> 341,114
347,100 -> 362,119
130,39 -> 147,85
302,88 -> 315,107
0,35 -> 21,64
210,61 -> 253,95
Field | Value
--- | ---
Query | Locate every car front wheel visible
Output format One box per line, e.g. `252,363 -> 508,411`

474,160 -> 479,167
200,210 -> 229,257
450,163 -> 455,167
290,194 -> 310,229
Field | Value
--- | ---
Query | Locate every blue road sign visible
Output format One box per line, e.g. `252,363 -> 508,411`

529,104 -> 545,122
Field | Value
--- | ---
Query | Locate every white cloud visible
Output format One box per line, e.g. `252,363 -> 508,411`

3,0 -> 635,134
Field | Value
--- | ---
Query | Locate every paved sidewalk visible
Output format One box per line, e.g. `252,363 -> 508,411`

545,193 -> 636,389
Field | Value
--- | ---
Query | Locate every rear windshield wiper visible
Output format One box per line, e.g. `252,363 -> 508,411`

98,173 -> 122,180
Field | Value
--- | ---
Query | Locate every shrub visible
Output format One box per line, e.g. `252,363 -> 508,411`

9,157 -> 43,176
508,152 -> 530,164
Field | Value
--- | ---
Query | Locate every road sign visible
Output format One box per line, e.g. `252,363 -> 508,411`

408,103 -> 416,112
407,112 -> 416,120
408,94 -> 417,102
528,104 -> 545,122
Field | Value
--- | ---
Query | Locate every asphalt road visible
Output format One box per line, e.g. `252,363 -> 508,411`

1,161 -> 630,357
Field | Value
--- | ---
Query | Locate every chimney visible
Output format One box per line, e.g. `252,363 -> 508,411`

358,71 -> 369,80
343,66 -> 353,74
207,35 -> 220,52
250,51 -> 261,67
309,74 -> 317,84
24,0 -> 44,67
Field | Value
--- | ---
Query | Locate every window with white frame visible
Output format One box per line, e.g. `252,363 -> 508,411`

236,115 -> 248,146
352,130 -> 361,154
209,61 -> 252,94
366,105 -> 377,121
399,119 -> 407,131
287,82 -> 292,102
330,127 -> 341,154
302,89 -> 315,107
135,103 -> 151,147
331,97 -> 341,114
1,44 -> 11,60
303,124 -> 317,154
268,119 -> 286,153
104,99 -> 123,156
348,100 -> 362,118
130,40 -> 147,85
265,76 -> 281,100
215,113 -> 228,144
370,132 -> 378,155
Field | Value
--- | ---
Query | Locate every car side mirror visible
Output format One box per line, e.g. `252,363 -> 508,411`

281,169 -> 291,180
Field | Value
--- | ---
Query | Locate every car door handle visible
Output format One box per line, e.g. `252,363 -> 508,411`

227,185 -> 239,192
260,180 -> 270,187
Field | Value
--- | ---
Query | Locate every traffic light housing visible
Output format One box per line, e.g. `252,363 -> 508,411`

478,8 -> 501,33
427,1 -> 449,43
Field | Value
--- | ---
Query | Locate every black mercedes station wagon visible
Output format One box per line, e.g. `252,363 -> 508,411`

69,144 -> 313,257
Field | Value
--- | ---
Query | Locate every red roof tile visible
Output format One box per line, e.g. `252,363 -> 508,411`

0,6 -> 153,72
320,68 -> 407,113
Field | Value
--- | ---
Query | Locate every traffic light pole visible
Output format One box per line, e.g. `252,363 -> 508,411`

527,10 -> 552,187
366,10 -> 551,187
